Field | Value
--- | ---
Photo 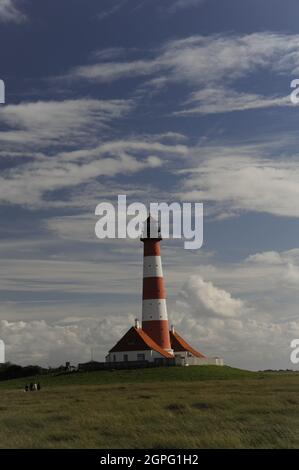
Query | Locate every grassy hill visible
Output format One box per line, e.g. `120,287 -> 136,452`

0,366 -> 299,449
0,365 -> 259,390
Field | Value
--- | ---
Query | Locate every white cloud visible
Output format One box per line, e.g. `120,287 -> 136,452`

0,96 -> 188,209
1,245 -> 299,369
0,0 -> 25,23
67,32 -> 299,86
0,315 -> 133,366
160,33 -> 299,85
171,267 -> 299,370
0,136 -> 186,207
245,249 -> 299,287
64,32 -> 299,114
68,59 -> 158,83
178,275 -> 245,318
179,151 -> 299,218
0,153 -> 144,206
0,99 -> 132,149
176,87 -> 290,115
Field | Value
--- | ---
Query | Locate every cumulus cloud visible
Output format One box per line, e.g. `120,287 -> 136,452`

188,248 -> 299,304
171,269 -> 299,370
0,315 -> 133,366
245,249 -> 299,287
0,0 -> 25,23
178,275 -> 245,318
171,307 -> 299,370
1,247 -> 299,369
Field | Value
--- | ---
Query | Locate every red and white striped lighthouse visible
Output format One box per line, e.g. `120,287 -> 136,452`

141,215 -> 172,353
106,214 -> 219,366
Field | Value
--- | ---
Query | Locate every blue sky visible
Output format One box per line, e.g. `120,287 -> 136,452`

1,0 -> 299,369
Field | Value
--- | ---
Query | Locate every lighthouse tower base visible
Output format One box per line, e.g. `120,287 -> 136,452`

106,323 -> 224,367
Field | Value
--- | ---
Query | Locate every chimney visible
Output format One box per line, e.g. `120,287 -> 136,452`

135,318 -> 140,329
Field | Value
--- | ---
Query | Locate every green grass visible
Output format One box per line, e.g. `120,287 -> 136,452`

0,365 -> 258,390
0,366 -> 299,449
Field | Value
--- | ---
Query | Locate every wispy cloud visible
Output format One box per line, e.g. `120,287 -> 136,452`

0,98 -> 132,149
0,0 -> 26,23
63,32 -> 299,114
168,0 -> 206,13
179,151 -> 299,218
97,0 -> 128,22
176,87 -> 290,115
0,131 -> 187,207
66,33 -> 299,85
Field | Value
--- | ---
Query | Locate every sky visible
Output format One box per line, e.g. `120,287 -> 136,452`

1,0 -> 299,370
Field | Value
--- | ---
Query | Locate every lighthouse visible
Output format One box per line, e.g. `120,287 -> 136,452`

141,215 -> 172,353
105,214 -> 223,367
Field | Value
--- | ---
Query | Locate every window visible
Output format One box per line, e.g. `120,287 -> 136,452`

123,354 -> 128,362
113,354 -> 116,362
154,358 -> 163,365
137,353 -> 145,361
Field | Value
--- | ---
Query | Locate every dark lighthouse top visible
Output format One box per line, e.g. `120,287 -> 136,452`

140,215 -> 162,241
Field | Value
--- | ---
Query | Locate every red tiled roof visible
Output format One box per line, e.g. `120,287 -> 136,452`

170,330 -> 206,358
109,327 -> 173,359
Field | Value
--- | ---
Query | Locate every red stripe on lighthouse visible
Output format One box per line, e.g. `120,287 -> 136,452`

143,240 -> 161,257
143,277 -> 166,299
142,320 -> 171,351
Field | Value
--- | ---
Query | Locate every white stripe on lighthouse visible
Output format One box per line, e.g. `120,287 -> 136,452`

142,299 -> 168,321
143,256 -> 163,278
